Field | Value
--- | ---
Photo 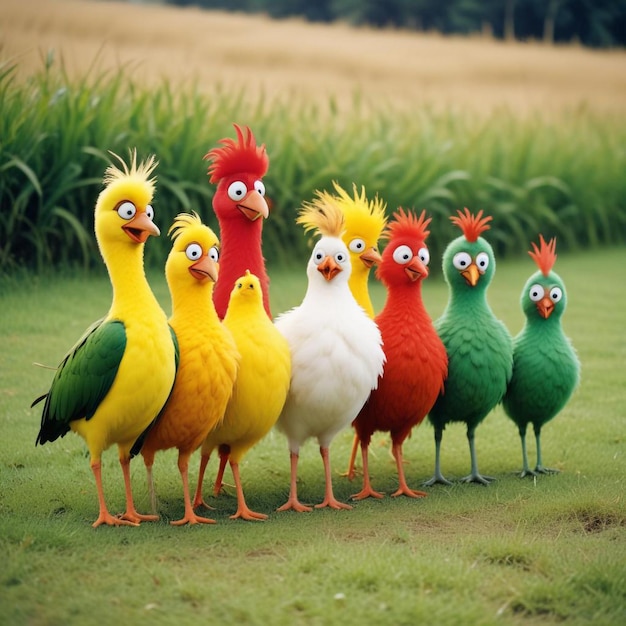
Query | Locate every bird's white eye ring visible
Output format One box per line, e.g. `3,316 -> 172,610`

476,252 -> 490,272
254,180 -> 265,197
349,238 -> 365,254
145,205 -> 154,220
550,286 -> 563,302
529,284 -> 545,302
453,252 -> 472,270
313,248 -> 325,263
335,251 -> 347,264
208,246 -> 219,262
418,247 -> 430,266
392,245 -> 413,265
185,243 -> 203,261
227,181 -> 247,201
117,201 -> 136,220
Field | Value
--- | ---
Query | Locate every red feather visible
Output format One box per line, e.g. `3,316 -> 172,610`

355,209 -> 447,448
204,125 -> 271,319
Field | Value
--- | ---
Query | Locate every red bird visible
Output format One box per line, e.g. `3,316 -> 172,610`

204,124 -> 271,319
349,209 -> 448,500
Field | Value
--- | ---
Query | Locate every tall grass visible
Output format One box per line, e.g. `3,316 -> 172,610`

1,55 -> 625,274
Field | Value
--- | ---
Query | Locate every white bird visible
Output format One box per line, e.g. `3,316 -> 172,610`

275,194 -> 385,512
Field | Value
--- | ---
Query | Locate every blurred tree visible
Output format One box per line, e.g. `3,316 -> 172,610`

164,0 -> 626,47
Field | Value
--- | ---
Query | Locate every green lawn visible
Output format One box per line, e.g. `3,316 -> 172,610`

0,246 -> 624,625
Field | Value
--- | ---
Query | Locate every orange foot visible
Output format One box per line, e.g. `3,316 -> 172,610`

315,496 -> 352,510
351,486 -> 384,501
93,511 -> 139,528
277,497 -> 313,513
170,513 -> 216,526
230,507 -> 268,521
118,509 -> 159,524
391,485 -> 427,498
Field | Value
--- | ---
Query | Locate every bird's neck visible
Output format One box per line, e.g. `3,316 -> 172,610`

170,284 -> 219,326
383,283 -> 428,317
213,220 -> 270,318
349,272 -> 374,318
445,288 -> 489,318
104,242 -> 161,318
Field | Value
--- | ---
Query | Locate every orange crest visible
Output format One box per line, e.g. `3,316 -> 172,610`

204,124 -> 269,184
528,235 -> 557,276
450,208 -> 492,242
383,207 -> 431,242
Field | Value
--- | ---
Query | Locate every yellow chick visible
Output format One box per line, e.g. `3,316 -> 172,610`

193,271 -> 291,520
140,212 -> 239,525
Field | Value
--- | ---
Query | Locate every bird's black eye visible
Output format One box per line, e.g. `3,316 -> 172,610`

475,252 -> 490,271
453,252 -> 471,270
117,201 -> 136,220
550,287 -> 563,302
418,247 -> 430,266
393,245 -> 413,265
349,238 -> 365,253
313,249 -> 325,264
529,284 -> 544,302
208,246 -> 219,262
145,205 -> 154,220
254,180 -> 265,197
185,243 -> 203,261
227,181 -> 247,201
335,251 -> 347,264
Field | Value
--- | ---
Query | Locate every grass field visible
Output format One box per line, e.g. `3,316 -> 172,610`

2,0 -> 626,115
1,247 -> 625,625
1,1 -> 625,623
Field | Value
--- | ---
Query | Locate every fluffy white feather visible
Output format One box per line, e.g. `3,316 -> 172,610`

275,236 -> 385,451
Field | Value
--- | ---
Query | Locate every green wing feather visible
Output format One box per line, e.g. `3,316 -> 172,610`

34,319 -> 127,445
129,323 -> 180,458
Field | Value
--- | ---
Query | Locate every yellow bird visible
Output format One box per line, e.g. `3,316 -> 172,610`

193,271 -> 291,520
139,212 -> 240,525
33,151 -> 178,527
332,181 -> 387,318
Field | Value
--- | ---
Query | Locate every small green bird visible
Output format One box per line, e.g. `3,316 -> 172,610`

503,235 -> 580,477
425,208 -> 513,486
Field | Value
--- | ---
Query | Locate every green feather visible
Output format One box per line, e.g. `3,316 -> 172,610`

503,270 -> 580,432
34,320 -> 126,445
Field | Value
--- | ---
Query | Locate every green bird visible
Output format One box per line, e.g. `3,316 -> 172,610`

503,235 -> 580,477
425,209 -> 513,486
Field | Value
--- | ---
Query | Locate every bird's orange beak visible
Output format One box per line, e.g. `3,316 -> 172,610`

189,255 -> 219,283
317,256 -> 342,281
405,257 -> 429,282
360,247 -> 382,269
238,189 -> 269,222
536,296 -> 554,319
461,263 -> 480,287
122,211 -> 160,243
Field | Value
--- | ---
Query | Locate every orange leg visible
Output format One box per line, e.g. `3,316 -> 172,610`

171,452 -> 216,526
341,432 -> 360,479
229,462 -> 267,521
277,452 -> 312,512
90,461 -> 137,527
391,443 -> 427,498
316,446 -> 352,510
192,453 -> 215,510
351,441 -> 384,500
213,448 -> 229,496
119,457 -> 159,523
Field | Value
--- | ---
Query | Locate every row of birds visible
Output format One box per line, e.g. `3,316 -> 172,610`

33,125 -> 580,527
